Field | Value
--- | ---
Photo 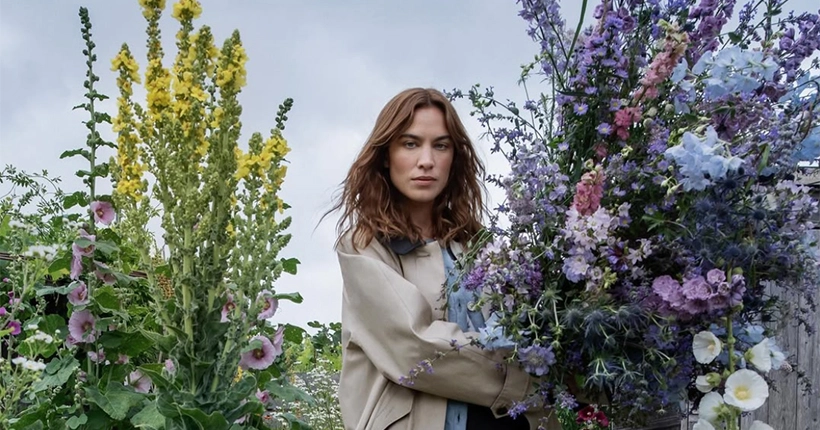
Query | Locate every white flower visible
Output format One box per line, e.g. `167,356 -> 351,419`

22,359 -> 46,372
11,357 -> 27,365
693,331 -> 723,364
749,420 -> 774,430
26,324 -> 39,331
692,420 -> 716,430
746,338 -> 772,372
767,338 -> 787,370
696,375 -> 713,393
724,369 -> 769,411
698,391 -> 724,423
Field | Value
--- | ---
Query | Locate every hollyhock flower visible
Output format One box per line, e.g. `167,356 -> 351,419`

239,335 -> 278,370
6,320 -> 21,336
94,262 -> 116,285
255,389 -> 271,404
698,391 -> 724,423
256,290 -> 279,320
272,325 -> 285,357
594,411 -> 609,426
88,349 -> 105,363
65,334 -> 79,348
90,201 -> 116,226
0,306 -> 6,316
576,405 -> 595,422
517,344 -> 555,376
72,229 -> 96,257
696,375 -> 713,393
125,370 -> 153,393
724,369 -> 769,411
221,293 -> 236,322
116,354 -> 129,365
70,255 -> 83,280
693,331 -> 722,364
163,359 -> 176,377
745,338 -> 772,372
68,282 -> 89,306
68,310 -> 97,343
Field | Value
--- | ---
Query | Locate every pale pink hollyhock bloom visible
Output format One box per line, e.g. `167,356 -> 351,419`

68,310 -> 97,343
88,349 -> 106,363
65,334 -> 79,348
6,320 -> 21,336
272,325 -> 285,357
239,335 -> 278,370
221,293 -> 236,322
94,262 -> 116,285
90,201 -> 116,226
68,282 -> 89,306
72,229 -> 96,257
255,388 -> 271,404
116,354 -> 129,365
164,359 -> 176,375
257,290 -> 279,320
0,306 -> 6,316
70,255 -> 83,280
125,370 -> 153,393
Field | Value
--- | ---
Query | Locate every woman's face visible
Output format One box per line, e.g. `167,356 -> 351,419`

387,106 -> 454,211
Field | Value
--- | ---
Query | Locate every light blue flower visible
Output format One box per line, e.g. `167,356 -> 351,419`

664,127 -> 745,191
692,47 -> 779,101
478,312 -> 517,350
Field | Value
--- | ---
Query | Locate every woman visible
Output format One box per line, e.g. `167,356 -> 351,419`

326,88 -> 552,430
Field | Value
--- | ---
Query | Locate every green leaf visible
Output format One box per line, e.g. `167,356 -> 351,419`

75,169 -> 92,178
273,292 -> 302,304
283,324 -> 305,344
60,149 -> 91,161
84,382 -> 145,421
281,258 -> 300,275
281,412 -> 313,430
66,414 -> 88,429
156,394 -> 231,429
94,285 -> 120,311
131,402 -> 165,429
31,356 -> 79,393
264,378 -> 314,404
92,239 -> 120,256
46,257 -> 72,281
139,329 -> 177,352
63,191 -> 89,209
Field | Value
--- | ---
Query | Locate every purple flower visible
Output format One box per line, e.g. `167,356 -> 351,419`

68,310 -> 97,343
6,320 -> 21,336
68,282 -> 89,306
574,103 -> 589,115
116,354 -> 129,365
0,306 -> 6,316
90,201 -> 116,226
70,255 -> 83,280
239,335 -> 280,370
596,122 -> 613,135
255,389 -> 271,404
88,349 -> 105,363
94,262 -> 116,285
682,276 -> 713,301
125,370 -> 153,393
517,344 -> 556,376
72,229 -> 96,257
256,290 -> 279,320
221,293 -> 236,322
164,359 -> 176,376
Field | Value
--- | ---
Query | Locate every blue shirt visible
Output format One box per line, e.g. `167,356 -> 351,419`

442,245 -> 486,430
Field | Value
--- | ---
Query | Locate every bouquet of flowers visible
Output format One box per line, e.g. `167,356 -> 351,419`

448,0 -> 820,427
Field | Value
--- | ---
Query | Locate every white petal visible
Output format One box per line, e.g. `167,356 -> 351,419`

724,369 -> 769,412
696,375 -> 713,393
693,331 -> 723,364
749,420 -> 774,430
693,420 -> 716,430
748,338 -> 772,372
699,391 -> 724,423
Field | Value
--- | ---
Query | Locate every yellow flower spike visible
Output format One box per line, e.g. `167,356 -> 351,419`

233,365 -> 243,383
172,0 -> 202,21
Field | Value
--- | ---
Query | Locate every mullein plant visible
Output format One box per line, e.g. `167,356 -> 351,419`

104,0 -> 302,427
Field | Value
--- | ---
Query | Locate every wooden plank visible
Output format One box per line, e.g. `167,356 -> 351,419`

796,289 -> 819,430
763,288 -> 800,430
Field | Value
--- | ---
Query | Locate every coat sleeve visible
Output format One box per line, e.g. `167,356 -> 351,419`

337,239 -> 534,416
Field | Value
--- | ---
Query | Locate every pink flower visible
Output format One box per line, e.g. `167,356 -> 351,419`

706,268 -> 726,285
6,320 -> 21,336
68,282 -> 89,306
68,310 -> 97,343
65,334 -> 79,347
70,255 -> 83,280
571,167 -> 605,216
90,201 -> 116,226
72,230 -> 96,257
257,290 -> 279,320
221,293 -> 236,322
125,370 -> 153,393
255,389 -> 271,404
164,359 -> 176,375
2,278 -> 9,282
0,306 -> 6,316
88,349 -> 106,363
94,262 -> 116,285
239,335 -> 280,370
116,354 -> 129,365
272,325 -> 285,357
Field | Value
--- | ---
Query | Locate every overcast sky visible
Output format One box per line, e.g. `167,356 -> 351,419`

1,1 -> 815,330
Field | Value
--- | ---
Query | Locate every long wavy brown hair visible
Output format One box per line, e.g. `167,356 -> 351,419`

325,88 -> 486,250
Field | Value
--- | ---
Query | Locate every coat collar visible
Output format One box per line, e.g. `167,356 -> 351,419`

382,237 -> 428,256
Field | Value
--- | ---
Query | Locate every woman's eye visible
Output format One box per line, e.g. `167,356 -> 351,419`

435,143 -> 450,150
403,141 -> 417,148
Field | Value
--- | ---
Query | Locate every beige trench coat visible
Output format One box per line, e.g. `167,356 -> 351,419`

336,234 -> 560,430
